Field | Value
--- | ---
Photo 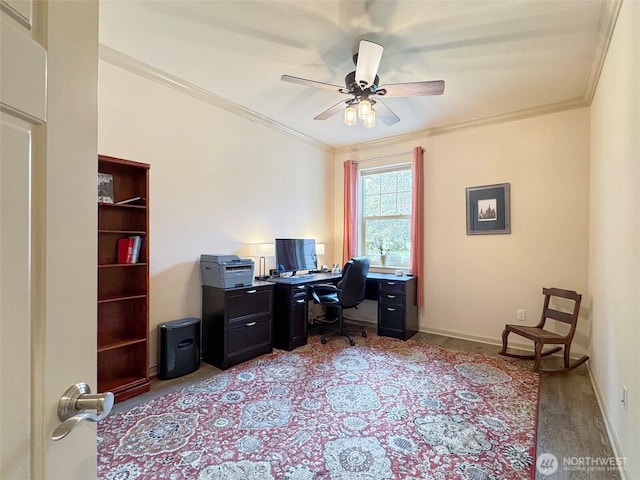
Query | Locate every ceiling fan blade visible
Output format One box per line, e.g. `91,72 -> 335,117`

314,100 -> 350,120
372,99 -> 400,126
355,40 -> 384,88
281,74 -> 347,93
376,80 -> 445,97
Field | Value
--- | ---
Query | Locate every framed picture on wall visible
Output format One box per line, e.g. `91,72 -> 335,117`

466,183 -> 511,235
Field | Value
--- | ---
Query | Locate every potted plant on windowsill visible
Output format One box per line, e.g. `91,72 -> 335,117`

373,239 -> 390,266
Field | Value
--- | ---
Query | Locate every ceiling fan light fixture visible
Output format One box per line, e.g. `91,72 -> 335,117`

281,40 -> 444,129
358,98 -> 372,119
344,104 -> 357,126
364,109 -> 376,128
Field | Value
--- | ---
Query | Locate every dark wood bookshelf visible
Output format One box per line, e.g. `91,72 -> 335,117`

97,155 -> 150,402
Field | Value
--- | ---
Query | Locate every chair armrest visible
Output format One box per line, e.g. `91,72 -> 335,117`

309,283 -> 338,303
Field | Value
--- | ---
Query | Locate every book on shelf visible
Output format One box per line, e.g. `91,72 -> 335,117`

116,236 -> 142,264
129,235 -> 142,263
117,238 -> 134,263
98,173 -> 114,204
116,196 -> 144,205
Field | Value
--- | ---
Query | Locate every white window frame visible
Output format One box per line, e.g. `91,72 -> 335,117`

358,162 -> 413,268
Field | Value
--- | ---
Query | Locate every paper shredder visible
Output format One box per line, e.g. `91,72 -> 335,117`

158,317 -> 201,380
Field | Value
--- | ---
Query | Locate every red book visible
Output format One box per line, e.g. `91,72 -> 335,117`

117,238 -> 134,263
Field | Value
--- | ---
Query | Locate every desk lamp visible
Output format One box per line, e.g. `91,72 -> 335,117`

248,243 -> 274,280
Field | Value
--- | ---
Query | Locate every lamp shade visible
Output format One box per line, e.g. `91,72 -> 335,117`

363,109 -> 376,128
358,99 -> 372,119
344,105 -> 357,126
248,243 -> 275,257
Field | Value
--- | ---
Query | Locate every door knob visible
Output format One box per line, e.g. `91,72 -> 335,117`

51,383 -> 114,441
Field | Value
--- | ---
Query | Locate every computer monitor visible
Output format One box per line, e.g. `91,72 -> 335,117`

274,238 -> 317,275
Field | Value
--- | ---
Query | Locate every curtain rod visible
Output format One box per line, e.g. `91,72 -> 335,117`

354,148 -> 422,164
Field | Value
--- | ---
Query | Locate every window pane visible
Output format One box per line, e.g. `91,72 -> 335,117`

397,192 -> 412,215
397,170 -> 412,192
364,218 -> 411,266
379,172 -> 397,194
380,193 -> 397,215
364,193 -> 380,216
364,174 -> 380,195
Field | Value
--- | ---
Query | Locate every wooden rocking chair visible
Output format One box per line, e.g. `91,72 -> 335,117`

499,287 -> 589,374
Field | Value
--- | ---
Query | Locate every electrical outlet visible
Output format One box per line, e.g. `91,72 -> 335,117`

517,309 -> 526,321
622,385 -> 628,410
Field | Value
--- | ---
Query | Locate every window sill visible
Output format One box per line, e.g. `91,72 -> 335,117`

370,265 -> 408,273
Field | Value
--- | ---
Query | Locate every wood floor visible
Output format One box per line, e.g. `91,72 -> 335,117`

412,332 -> 622,480
113,330 -> 622,480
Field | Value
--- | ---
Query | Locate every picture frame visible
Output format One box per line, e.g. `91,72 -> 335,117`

466,183 -> 510,235
98,172 -> 114,204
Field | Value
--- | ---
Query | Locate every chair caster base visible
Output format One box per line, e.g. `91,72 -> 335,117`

321,338 -> 327,345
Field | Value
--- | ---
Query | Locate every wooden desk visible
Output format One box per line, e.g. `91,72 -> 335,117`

269,272 -> 418,350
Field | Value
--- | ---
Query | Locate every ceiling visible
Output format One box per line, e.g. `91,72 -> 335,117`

98,1 -> 619,151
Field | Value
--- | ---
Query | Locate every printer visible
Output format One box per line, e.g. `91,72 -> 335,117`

200,254 -> 254,289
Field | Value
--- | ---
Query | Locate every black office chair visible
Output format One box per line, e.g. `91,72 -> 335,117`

309,256 -> 370,346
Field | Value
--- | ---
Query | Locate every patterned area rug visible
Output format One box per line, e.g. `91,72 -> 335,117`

98,334 -> 539,480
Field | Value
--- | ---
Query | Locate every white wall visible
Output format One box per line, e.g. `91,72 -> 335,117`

98,61 -> 334,371
589,1 -> 640,477
335,108 -> 590,353
97,9 -> 638,472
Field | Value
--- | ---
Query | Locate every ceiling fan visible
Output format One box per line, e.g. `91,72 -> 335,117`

281,40 -> 445,128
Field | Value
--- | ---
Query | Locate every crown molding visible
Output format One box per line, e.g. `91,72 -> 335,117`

335,96 -> 588,155
98,44 -> 335,154
101,0 -> 620,160
583,0 -> 623,105
1,1 -> 32,29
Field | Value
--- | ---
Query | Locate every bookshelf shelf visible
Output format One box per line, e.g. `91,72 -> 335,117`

98,230 -> 147,235
97,294 -> 147,304
98,263 -> 148,269
97,155 -> 150,402
98,337 -> 147,353
98,203 -> 146,209
98,375 -> 148,396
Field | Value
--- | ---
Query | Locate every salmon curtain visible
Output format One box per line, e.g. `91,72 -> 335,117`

410,147 -> 424,306
342,160 -> 358,265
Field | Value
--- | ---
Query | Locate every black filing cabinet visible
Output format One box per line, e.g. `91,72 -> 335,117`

377,276 -> 418,340
202,282 -> 274,369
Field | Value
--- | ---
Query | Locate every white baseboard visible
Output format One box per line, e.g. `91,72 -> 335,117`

587,365 -> 629,480
420,326 -> 506,348
419,325 -> 586,360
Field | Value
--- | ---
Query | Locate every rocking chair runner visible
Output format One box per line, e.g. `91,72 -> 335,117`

500,287 -> 589,374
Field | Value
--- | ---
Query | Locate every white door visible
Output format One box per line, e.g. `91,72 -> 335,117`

1,1 -> 99,479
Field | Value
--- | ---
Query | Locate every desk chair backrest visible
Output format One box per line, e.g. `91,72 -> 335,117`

337,257 -> 370,309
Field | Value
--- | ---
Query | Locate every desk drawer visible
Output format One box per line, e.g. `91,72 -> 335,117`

379,292 -> 405,308
227,314 -> 272,355
291,284 -> 307,294
227,287 -> 272,323
379,280 -> 406,296
292,291 -> 308,304
378,305 -> 405,332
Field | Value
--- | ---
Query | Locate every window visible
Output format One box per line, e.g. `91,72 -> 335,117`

360,164 -> 412,267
